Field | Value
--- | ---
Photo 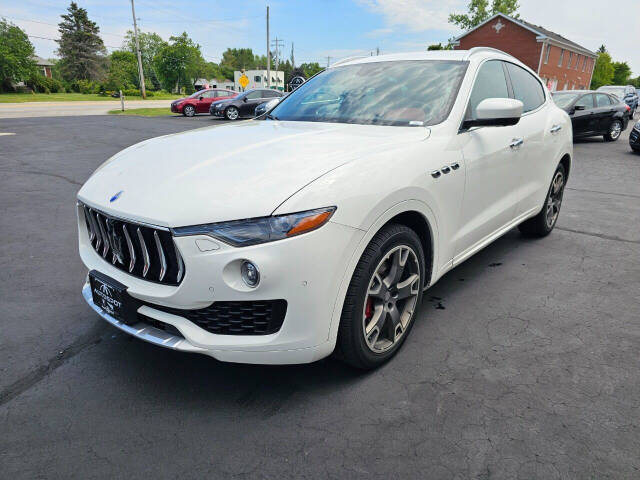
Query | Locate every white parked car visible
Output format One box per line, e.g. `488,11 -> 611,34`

77,48 -> 572,369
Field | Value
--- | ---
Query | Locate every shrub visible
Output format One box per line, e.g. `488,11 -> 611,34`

27,74 -> 64,93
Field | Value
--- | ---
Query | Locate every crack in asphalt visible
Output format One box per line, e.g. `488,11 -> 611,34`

556,226 -> 640,245
565,187 -> 640,200
0,169 -> 83,186
0,324 -> 107,407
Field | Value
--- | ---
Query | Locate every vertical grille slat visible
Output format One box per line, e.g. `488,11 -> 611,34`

137,227 -> 151,278
79,202 -> 184,286
153,231 -> 167,282
122,224 -> 136,273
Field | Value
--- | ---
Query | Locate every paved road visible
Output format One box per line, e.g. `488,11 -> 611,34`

1,115 -> 639,479
0,99 -> 174,118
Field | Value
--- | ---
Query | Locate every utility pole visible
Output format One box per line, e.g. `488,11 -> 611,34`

290,42 -> 295,69
326,56 -> 332,68
130,0 -> 146,99
266,6 -> 270,88
271,37 -> 284,88
376,46 -> 380,56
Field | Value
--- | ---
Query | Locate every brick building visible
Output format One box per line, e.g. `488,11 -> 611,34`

452,13 -> 597,91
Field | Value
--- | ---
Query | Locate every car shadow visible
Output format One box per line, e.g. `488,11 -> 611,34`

99,228 -> 528,409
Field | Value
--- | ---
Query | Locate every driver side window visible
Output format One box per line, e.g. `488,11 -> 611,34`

467,60 -> 509,120
246,91 -> 261,100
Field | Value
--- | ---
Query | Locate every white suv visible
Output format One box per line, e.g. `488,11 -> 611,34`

77,48 -> 572,369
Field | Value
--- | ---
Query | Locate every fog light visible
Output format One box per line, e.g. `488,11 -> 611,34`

241,261 -> 260,288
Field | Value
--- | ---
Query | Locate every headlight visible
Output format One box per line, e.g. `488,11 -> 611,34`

172,207 -> 336,247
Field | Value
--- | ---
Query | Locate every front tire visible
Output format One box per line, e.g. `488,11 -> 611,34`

604,119 -> 623,141
183,105 -> 196,117
335,224 -> 425,369
518,163 -> 566,237
225,106 -> 239,120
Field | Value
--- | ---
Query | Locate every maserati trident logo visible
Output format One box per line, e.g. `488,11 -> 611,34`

110,190 -> 123,202
99,283 -> 113,297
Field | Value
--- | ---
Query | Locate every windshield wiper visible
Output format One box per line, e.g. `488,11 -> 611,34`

266,114 -> 279,120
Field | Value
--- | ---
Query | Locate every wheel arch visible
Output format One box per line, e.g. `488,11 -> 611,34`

559,152 -> 571,181
327,200 -> 439,344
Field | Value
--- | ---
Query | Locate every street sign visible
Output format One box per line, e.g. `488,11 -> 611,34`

289,76 -> 305,90
238,74 -> 249,89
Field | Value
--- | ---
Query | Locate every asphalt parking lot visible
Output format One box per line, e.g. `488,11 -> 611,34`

1,114 -> 639,479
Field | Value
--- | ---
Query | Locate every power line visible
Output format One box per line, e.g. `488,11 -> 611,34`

26,34 -> 121,50
4,16 -> 128,39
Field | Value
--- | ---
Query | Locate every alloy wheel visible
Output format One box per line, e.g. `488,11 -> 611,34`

545,170 -> 565,228
610,121 -> 622,139
226,107 -> 239,120
362,245 -> 421,353
184,105 -> 195,117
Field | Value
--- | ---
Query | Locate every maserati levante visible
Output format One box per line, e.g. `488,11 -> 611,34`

77,48 -> 572,369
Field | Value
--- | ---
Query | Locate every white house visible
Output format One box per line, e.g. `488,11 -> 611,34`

234,70 -> 285,91
193,78 -> 235,91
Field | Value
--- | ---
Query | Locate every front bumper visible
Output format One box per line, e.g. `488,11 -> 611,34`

78,209 -> 364,364
170,103 -> 182,113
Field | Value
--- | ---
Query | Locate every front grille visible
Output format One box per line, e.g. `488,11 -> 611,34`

80,203 -> 184,286
148,300 -> 288,335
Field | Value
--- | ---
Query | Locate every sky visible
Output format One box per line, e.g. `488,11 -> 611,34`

3,0 -> 639,76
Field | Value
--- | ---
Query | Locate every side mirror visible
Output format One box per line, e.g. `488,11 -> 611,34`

462,98 -> 523,129
243,97 -> 248,102
573,104 -> 586,111
198,96 -> 204,100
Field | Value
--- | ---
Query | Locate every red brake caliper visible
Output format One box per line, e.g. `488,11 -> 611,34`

365,296 -> 373,319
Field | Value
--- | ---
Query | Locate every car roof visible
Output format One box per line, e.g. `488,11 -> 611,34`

332,48 -> 519,68
553,90 -> 592,94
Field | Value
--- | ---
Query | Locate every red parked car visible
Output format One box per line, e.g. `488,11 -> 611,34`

171,89 -> 237,117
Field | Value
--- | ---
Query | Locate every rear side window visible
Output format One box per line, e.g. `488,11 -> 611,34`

575,94 -> 594,109
595,93 -> 612,107
505,63 -> 545,113
467,60 -> 509,119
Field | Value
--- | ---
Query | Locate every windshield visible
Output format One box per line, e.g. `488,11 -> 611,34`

598,87 -> 626,99
552,93 -> 580,108
270,60 -> 468,126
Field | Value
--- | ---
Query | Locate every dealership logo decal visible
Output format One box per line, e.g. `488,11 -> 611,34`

110,190 -> 123,202
99,283 -> 113,296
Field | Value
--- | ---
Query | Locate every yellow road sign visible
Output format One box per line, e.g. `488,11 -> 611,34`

238,74 -> 249,89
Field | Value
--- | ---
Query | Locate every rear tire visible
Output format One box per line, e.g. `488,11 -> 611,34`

518,163 -> 566,237
183,105 -> 196,117
604,119 -> 622,141
335,224 -> 425,369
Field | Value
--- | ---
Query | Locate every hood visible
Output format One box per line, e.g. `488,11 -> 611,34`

212,99 -> 232,107
172,97 -> 187,104
78,121 -> 428,227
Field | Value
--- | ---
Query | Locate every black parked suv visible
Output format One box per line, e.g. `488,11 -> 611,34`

597,85 -> 638,118
210,88 -> 283,120
552,90 -> 630,141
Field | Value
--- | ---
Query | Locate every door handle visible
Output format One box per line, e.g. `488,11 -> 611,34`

550,124 -> 562,134
509,138 -> 524,149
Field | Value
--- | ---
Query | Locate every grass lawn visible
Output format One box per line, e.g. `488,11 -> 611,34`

108,107 -> 174,117
0,92 -> 182,103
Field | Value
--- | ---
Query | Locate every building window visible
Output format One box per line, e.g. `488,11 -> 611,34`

567,52 -> 573,68
575,55 -> 580,70
254,75 -> 261,82
558,49 -> 564,67
544,44 -> 551,64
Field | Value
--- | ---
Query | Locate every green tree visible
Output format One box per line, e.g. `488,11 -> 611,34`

612,61 -> 631,85
590,48 -> 615,89
299,62 -> 323,78
153,32 -> 203,92
220,48 -> 259,70
123,30 -> 166,89
56,2 -> 107,82
104,50 -> 138,91
449,0 -> 520,30
0,19 -> 36,90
